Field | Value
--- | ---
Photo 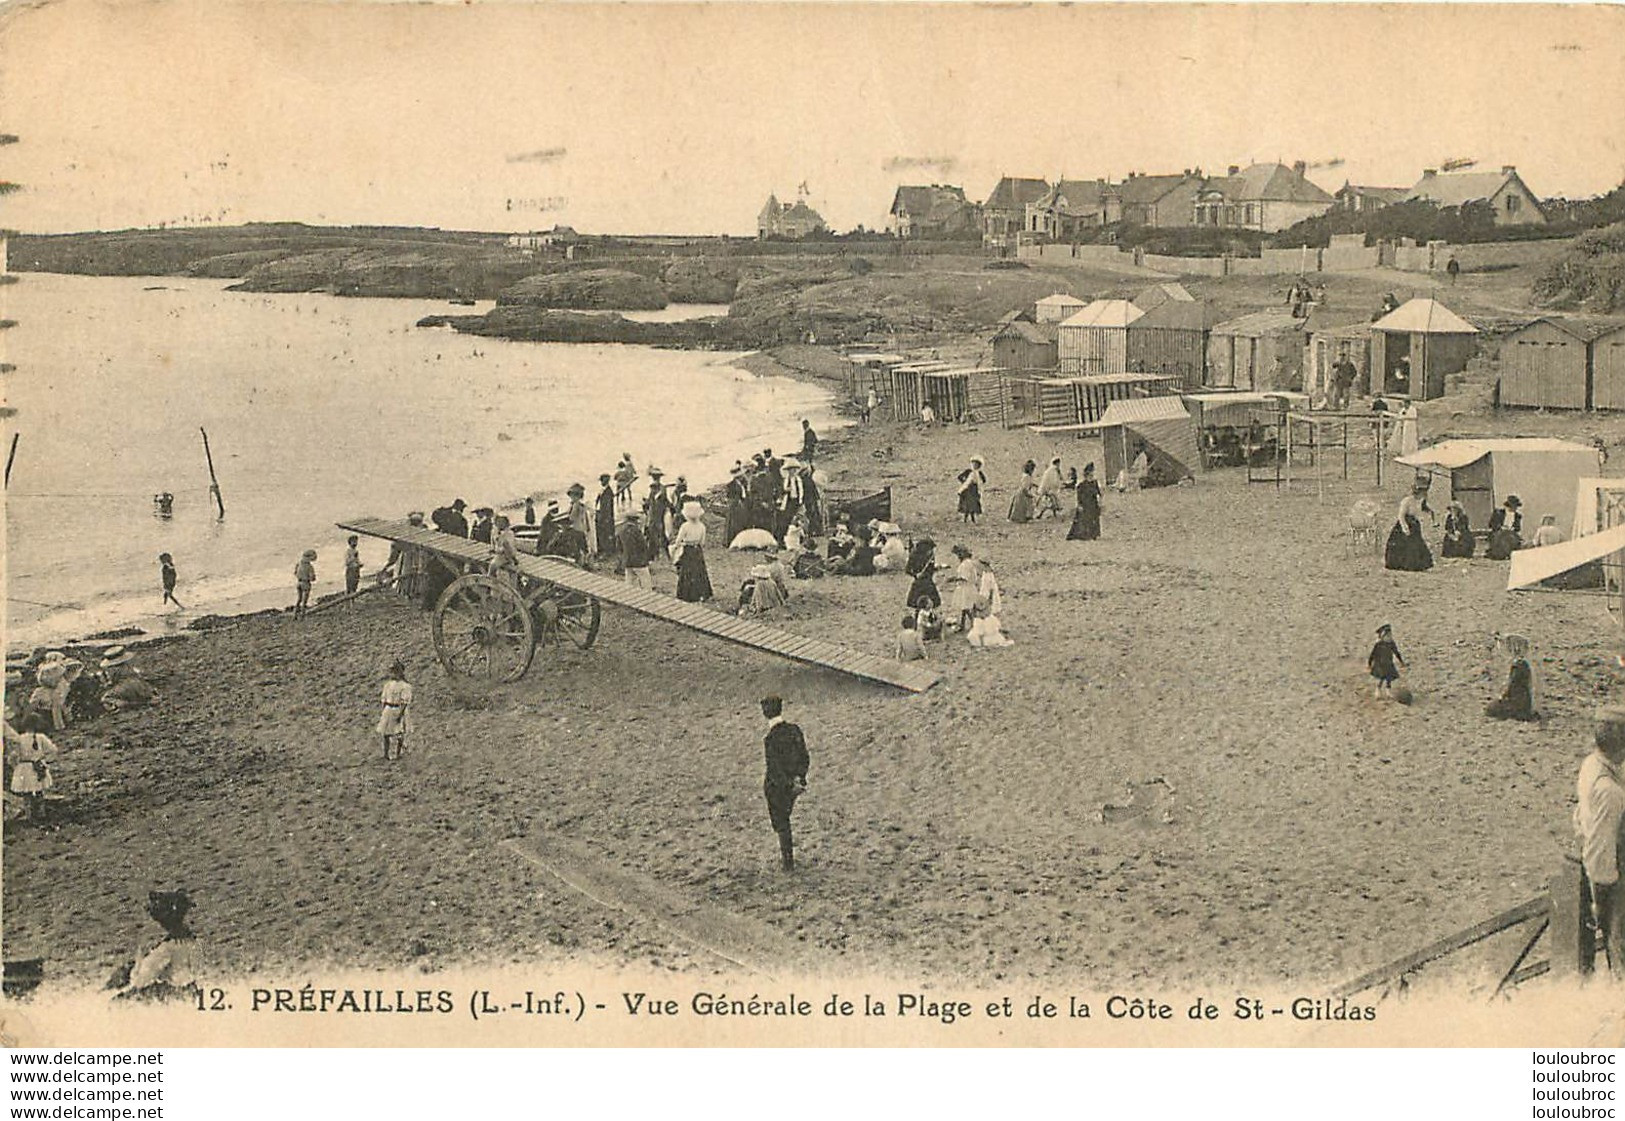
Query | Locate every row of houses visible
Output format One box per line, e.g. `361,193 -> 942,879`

939,163 -> 1547,250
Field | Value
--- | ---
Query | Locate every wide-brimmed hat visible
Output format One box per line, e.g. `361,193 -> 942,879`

40,651 -> 65,664
649,467 -> 664,478
302,549 -> 318,560
970,455 -> 984,465
567,483 -> 585,497
101,646 -> 134,669
599,473 -> 611,483
407,511 -> 425,522
452,498 -> 467,510
1376,623 -> 1392,635
951,544 -> 971,559
1505,495 -> 1522,508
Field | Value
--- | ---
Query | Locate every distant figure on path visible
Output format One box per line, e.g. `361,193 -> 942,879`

158,553 -> 184,610
595,475 -> 617,557
1575,706 -> 1625,976
1446,256 -> 1461,284
1486,495 -> 1523,560
1440,502 -> 1474,559
524,497 -> 537,527
760,695 -> 810,873
1067,464 -> 1102,541
1329,354 -> 1358,410
801,419 -> 818,464
377,660 -> 413,761
344,535 -> 363,595
617,510 -> 654,590
431,498 -> 469,539
1367,623 -> 1405,700
1485,634 -> 1538,722
865,387 -> 879,423
956,457 -> 987,524
294,550 -> 317,617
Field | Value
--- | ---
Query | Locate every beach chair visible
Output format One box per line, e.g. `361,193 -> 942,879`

1347,500 -> 1381,554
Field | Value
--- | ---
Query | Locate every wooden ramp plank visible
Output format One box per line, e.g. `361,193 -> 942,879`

340,517 -> 942,692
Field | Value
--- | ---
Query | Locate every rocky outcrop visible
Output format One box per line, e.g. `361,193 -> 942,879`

496,269 -> 668,310
419,306 -> 744,348
661,259 -> 740,303
229,248 -> 536,299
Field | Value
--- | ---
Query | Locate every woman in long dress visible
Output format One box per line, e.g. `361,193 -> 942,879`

724,467 -> 750,547
1484,635 -> 1538,722
947,545 -> 984,632
673,502 -> 714,603
1440,501 -> 1474,559
956,458 -> 986,524
1008,460 -> 1038,523
1384,480 -> 1435,571
1067,464 -> 1103,541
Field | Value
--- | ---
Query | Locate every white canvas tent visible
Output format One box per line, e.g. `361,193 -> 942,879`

1396,438 -> 1599,539
1508,523 -> 1625,590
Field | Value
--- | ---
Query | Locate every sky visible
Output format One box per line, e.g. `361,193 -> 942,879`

0,0 -> 1622,236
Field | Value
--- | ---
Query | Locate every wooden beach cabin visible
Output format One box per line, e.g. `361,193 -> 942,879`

884,360 -> 950,420
1058,299 -> 1145,375
920,367 -> 1004,425
1035,293 -> 1088,324
1396,437 -> 1599,539
1370,298 -> 1477,401
1126,300 -> 1219,390
1026,373 -> 1182,432
1131,282 -> 1196,312
1498,317 -> 1625,412
1595,322 -> 1625,412
1304,312 -> 1375,403
991,320 -> 1059,375
1092,396 -> 1201,483
1206,310 -> 1307,391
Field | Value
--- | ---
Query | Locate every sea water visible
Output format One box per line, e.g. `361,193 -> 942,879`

1,275 -> 836,648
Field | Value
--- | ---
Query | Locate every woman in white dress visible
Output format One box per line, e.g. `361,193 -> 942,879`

377,660 -> 413,761
673,501 -> 714,603
948,544 -> 984,633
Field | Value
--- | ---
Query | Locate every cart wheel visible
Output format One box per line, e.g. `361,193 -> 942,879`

538,587 -> 601,650
432,573 -> 535,683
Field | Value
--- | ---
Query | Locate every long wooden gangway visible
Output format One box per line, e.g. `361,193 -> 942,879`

339,516 -> 942,693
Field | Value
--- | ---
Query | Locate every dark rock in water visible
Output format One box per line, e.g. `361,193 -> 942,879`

86,626 -> 145,642
496,268 -> 668,311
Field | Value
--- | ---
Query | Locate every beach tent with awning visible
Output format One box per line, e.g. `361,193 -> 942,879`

1396,438 -> 1599,538
1507,523 -> 1625,591
1092,396 -> 1200,482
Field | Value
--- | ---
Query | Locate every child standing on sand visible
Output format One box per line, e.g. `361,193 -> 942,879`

294,550 -> 317,618
377,661 -> 413,761
158,553 -> 184,610
1368,623 -> 1406,699
344,536 -> 363,595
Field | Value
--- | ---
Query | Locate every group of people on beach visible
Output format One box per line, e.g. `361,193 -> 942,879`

956,454 -> 1103,542
1385,477 -> 1562,573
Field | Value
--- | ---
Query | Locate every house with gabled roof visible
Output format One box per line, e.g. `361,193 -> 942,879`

1193,161 -> 1335,232
982,176 -> 1050,251
1334,183 -> 1409,213
888,185 -> 978,239
1405,165 -> 1545,226
758,187 -> 828,239
1025,179 -> 1115,242
1114,170 -> 1205,228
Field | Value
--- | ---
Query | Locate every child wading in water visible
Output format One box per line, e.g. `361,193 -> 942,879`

377,660 -> 413,761
158,553 -> 184,610
1368,623 -> 1406,699
294,550 -> 317,618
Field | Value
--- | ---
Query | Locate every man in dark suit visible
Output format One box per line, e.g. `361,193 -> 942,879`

431,498 -> 469,538
761,695 -> 809,872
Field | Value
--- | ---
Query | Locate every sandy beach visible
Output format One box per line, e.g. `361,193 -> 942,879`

6,341 -> 1620,996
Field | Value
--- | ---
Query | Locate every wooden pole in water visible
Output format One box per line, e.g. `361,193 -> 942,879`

200,426 -> 225,519
4,431 -> 17,489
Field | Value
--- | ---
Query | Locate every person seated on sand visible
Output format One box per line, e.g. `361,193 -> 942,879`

99,647 -> 157,712
826,522 -> 857,562
1485,634 -> 1538,722
1532,514 -> 1565,549
920,402 -> 936,426
738,552 -> 791,616
895,614 -> 928,662
1485,496 -> 1523,561
1440,501 -> 1474,559
110,890 -> 198,1003
872,531 -> 908,574
831,525 -> 879,576
966,558 -> 1014,649
783,515 -> 806,557
792,540 -> 826,580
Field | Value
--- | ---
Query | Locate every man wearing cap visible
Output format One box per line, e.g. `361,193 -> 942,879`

1577,708 -> 1625,975
760,695 -> 810,873
431,498 -> 469,539
595,474 -> 617,558
470,507 -> 496,545
616,509 -> 654,590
